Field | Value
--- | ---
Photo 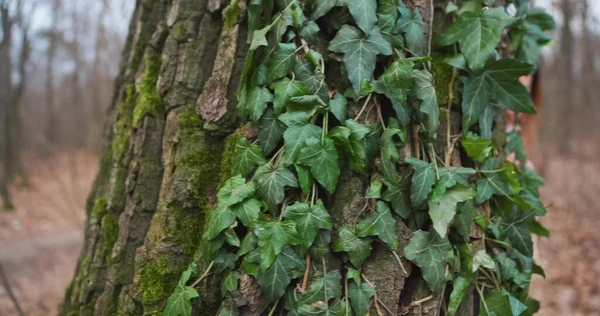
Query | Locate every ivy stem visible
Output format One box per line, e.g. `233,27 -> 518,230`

375,99 -> 386,128
487,238 -> 516,251
445,64 -> 458,166
322,257 -> 329,305
322,112 -> 329,145
429,143 -> 440,180
354,93 -> 372,121
300,255 -> 311,292
267,0 -> 297,29
476,283 -> 491,316
267,298 -> 280,316
344,276 -> 350,316
361,274 -> 384,316
269,146 -> 284,165
476,167 -> 507,174
191,260 -> 215,288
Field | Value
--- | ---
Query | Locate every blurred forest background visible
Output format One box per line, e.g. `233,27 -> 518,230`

0,0 -> 598,315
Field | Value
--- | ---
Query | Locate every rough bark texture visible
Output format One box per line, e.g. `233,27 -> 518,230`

61,0 -> 477,315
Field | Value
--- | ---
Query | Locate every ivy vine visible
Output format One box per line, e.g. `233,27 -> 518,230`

165,0 -> 554,315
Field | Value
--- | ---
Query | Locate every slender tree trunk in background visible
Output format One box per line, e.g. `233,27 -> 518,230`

0,4 -> 14,210
90,0 -> 110,153
61,0 -> 489,315
559,0 -> 573,154
46,0 -> 60,147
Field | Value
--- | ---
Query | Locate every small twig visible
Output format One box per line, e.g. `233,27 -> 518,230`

0,261 -> 25,316
361,274 -> 383,316
408,295 -> 433,307
300,255 -> 311,292
429,144 -> 440,180
267,298 -> 280,316
390,249 -> 408,275
353,202 -> 369,226
377,298 -> 396,315
376,100 -> 386,128
354,93 -> 372,121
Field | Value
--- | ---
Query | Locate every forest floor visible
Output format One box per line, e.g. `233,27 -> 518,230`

0,150 -> 598,315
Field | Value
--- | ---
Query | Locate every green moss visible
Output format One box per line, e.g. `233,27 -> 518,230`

172,21 -> 187,42
137,257 -> 175,310
133,54 -> 164,125
430,53 -> 460,107
91,197 -> 108,220
70,256 -> 91,306
112,84 -> 136,164
101,214 -> 119,264
222,0 -> 241,31
218,129 -> 241,187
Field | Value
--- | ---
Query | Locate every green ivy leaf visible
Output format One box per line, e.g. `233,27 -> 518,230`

429,186 -> 476,238
499,209 -> 534,256
396,2 -> 426,55
366,178 -> 382,198
448,276 -> 470,316
218,175 -> 256,206
381,179 -> 411,218
221,271 -> 241,297
473,250 -> 496,273
230,198 -> 262,228
294,61 -> 329,101
255,219 -> 302,270
300,21 -> 321,44
356,201 -> 399,251
164,264 -> 199,316
461,58 -> 535,130
247,86 -> 274,122
283,200 -> 333,253
348,282 -> 376,316
453,200 -> 475,240
310,0 -> 337,20
380,128 -> 404,184
204,205 -> 237,240
329,25 -> 392,94
266,43 -> 297,83
270,78 -> 310,115
254,163 -> 299,208
347,0 -> 377,35
237,231 -> 258,258
258,247 -> 305,301
295,270 -> 342,306
461,132 -> 493,162
377,0 -> 399,34
258,108 -> 286,155
283,123 -> 322,163
406,158 -> 436,206
412,69 -> 439,136
439,7 -> 514,70
495,252 -> 519,283
233,138 -> 266,177
297,137 -> 340,194
250,25 -> 272,51
405,230 -> 452,292
432,166 -> 476,200
479,104 -> 499,139
374,60 -> 413,105
333,226 -> 372,267
329,93 -> 348,122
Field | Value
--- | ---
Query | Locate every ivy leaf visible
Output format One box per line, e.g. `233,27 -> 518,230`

250,25 -> 272,51
218,175 -> 257,206
221,271 -> 241,297
381,179 -> 411,219
247,86 -> 274,122
347,0 -> 377,35
482,290 -> 528,316
461,58 -> 535,130
431,166 -> 476,201
230,198 -> 262,228
374,60 -> 413,105
329,93 -> 348,122
429,186 -> 476,238
233,138 -> 266,177
164,264 -> 199,316
297,137 -> 340,194
333,226 -> 372,267
294,61 -> 329,101
329,25 -> 392,94
479,104 -> 499,139
405,230 -> 452,292
258,108 -> 286,155
258,247 -> 305,301
366,178 -> 382,199
310,0 -> 337,20
356,201 -> 399,251
300,21 -> 321,44
255,219 -> 302,270
412,69 -> 439,136
461,132 -> 492,162
407,160 -> 436,206
237,231 -> 258,259
266,43 -> 297,83
254,163 -> 299,208
283,123 -> 322,163
495,252 -> 519,283
499,209 -> 534,256
396,3 -> 426,55
296,270 -> 342,306
448,276 -> 470,316
380,128 -> 404,183
348,282 -> 376,316
270,78 -> 310,115
453,200 -> 475,240
205,208 -> 236,239
473,250 -> 497,273
283,200 -> 333,253
438,7 -> 514,70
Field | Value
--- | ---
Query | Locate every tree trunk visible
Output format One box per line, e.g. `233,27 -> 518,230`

61,0 -> 505,315
0,3 -> 14,210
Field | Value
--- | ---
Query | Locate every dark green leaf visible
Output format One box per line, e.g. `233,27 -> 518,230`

329,93 -> 348,122
205,205 -> 236,240
380,128 -> 404,183
164,264 -> 199,316
267,43 -> 297,83
329,25 -> 392,94
258,247 -> 305,301
258,108 -> 286,155
356,201 -> 399,251
448,276 -> 470,316
297,137 -> 340,194
247,86 -> 274,122
254,163 -> 298,208
396,3 -> 426,55
333,226 -> 372,267
310,0 -> 337,20
453,200 -> 474,240
374,60 -> 413,105
283,200 -> 333,253
296,270 -> 342,305
347,0 -> 377,35
405,230 -> 452,292
412,69 -> 439,136
462,132 -> 493,162
283,123 -> 322,163
348,282 -> 376,316
230,198 -> 262,228
408,161 -> 436,206
366,178 -> 382,198
255,219 -> 302,270
429,186 -> 476,238
381,179 -> 411,218
271,78 -> 310,115
221,271 -> 241,297
233,138 -> 266,177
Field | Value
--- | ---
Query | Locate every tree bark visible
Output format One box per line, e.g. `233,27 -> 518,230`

0,3 -> 14,210
61,0 -> 473,315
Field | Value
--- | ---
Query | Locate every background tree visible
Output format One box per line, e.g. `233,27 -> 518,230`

61,0 -> 551,315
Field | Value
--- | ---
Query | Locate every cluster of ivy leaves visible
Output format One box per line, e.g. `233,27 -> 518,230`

164,0 -> 555,315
